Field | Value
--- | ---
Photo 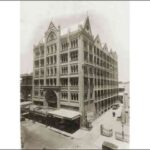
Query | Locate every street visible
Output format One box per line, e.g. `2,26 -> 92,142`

21,104 -> 129,149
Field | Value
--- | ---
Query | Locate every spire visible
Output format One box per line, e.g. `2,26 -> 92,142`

83,14 -> 92,36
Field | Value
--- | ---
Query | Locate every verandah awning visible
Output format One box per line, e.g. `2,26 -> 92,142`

47,109 -> 81,120
21,101 -> 32,106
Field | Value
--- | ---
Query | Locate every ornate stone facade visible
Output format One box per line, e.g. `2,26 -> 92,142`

32,16 -> 118,126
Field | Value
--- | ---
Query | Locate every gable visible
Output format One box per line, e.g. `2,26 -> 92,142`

94,35 -> 101,47
48,21 -> 57,31
47,31 -> 56,42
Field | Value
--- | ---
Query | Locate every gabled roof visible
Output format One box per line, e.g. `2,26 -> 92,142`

60,16 -> 93,36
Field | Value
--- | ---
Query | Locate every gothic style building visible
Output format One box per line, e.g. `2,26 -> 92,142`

32,16 -> 118,127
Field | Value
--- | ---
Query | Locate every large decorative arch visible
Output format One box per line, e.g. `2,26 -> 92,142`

45,89 -> 57,108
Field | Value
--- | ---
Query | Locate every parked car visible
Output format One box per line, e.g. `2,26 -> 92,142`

112,104 -> 120,110
102,141 -> 118,150
112,105 -> 118,110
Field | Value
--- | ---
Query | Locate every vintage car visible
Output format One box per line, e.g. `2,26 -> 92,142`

102,141 -> 118,150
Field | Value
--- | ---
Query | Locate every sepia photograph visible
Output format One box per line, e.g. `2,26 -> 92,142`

20,1 -> 129,149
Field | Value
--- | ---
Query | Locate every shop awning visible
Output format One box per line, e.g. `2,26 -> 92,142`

29,105 -> 39,111
47,109 -> 81,120
21,101 -> 32,106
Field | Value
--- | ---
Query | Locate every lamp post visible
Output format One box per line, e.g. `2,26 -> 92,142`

121,109 -> 125,140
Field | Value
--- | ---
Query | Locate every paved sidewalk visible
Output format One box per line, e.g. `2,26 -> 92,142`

72,104 -> 129,149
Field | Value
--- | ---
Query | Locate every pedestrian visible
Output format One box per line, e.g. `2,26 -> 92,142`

112,112 -> 115,117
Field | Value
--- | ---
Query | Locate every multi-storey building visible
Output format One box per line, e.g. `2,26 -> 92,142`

32,16 -> 118,127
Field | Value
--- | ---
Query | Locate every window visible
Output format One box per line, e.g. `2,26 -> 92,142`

50,56 -> 53,64
94,46 -> 96,54
40,90 -> 44,97
84,92 -> 88,100
84,51 -> 88,62
71,39 -> 78,49
89,67 -> 93,75
90,91 -> 93,99
71,92 -> 78,101
40,59 -> 44,67
97,58 -> 99,65
70,77 -> 78,87
60,53 -> 68,63
40,79 -> 44,86
61,92 -> 68,100
34,70 -> 39,77
60,78 -> 68,86
97,48 -> 99,56
40,46 -> 44,56
50,67 -> 53,76
70,51 -> 78,61
84,66 -> 88,74
46,57 -> 49,65
94,56 -> 96,64
49,79 -> 53,85
83,40 -> 87,50
89,44 -> 93,53
34,90 -> 39,97
54,67 -> 57,75
34,48 -> 40,57
89,54 -> 93,63
54,55 -> 57,64
61,66 -> 68,75
40,69 -> 44,77
84,77 -> 88,89
34,80 -> 39,86
34,60 -> 39,68
71,65 -> 78,74
46,79 -> 49,86
53,78 -> 57,85
51,45 -> 53,54
62,42 -> 68,51
54,44 -> 57,53
47,46 -> 50,55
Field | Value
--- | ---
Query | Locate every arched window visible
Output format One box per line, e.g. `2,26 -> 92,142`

47,32 -> 56,42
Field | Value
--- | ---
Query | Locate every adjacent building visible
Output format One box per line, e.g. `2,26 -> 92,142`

32,16 -> 118,127
21,73 -> 33,102
118,81 -> 130,125
118,81 -> 129,104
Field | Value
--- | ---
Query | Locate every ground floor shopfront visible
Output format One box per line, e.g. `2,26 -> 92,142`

23,106 -> 80,134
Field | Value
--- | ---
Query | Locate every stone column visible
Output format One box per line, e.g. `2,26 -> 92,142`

78,35 -> 85,127
67,32 -> 71,103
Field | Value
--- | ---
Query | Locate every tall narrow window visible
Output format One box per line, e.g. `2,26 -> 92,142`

70,51 -> 78,61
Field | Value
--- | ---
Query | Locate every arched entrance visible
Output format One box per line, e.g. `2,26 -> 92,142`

45,89 -> 57,108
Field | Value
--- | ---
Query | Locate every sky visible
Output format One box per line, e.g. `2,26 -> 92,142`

21,1 -> 129,82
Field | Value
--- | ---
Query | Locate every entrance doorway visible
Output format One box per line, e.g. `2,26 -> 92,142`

45,89 -> 57,108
